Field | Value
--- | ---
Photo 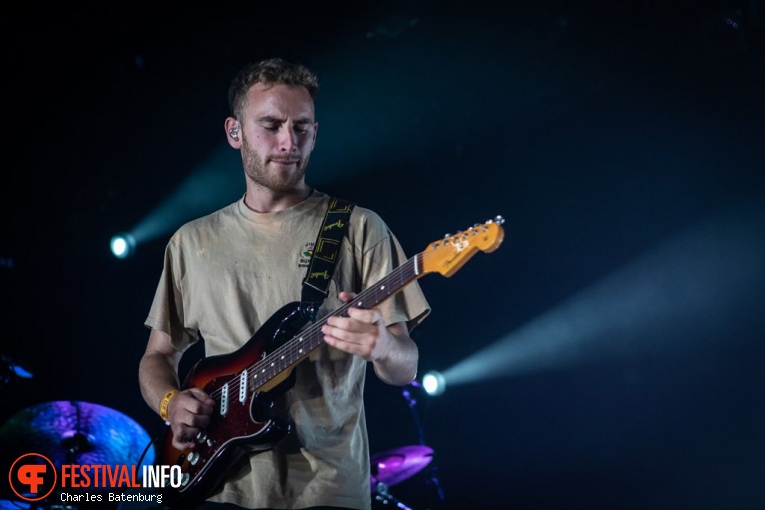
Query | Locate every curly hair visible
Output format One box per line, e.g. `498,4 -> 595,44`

227,57 -> 319,120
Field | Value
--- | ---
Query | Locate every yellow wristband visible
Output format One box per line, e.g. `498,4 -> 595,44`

159,390 -> 178,421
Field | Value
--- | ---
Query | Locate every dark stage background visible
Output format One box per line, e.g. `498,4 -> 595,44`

2,2 -> 764,509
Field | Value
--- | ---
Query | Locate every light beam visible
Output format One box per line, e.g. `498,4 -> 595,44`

442,201 -> 765,387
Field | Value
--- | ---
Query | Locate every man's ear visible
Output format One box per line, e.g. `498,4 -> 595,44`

225,117 -> 241,148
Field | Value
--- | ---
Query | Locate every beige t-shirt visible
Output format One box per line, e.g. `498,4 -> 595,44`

145,190 -> 430,509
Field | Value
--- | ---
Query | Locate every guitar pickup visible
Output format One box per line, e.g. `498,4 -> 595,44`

220,383 -> 228,416
239,370 -> 248,403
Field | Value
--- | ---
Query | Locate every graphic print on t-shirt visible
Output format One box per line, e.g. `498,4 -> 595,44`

298,241 -> 315,268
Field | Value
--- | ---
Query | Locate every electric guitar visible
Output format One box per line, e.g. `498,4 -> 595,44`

155,216 -> 506,507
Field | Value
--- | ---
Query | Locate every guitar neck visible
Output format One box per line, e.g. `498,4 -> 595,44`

250,253 -> 423,386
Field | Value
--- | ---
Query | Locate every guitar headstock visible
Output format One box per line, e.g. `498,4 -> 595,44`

420,216 -> 505,277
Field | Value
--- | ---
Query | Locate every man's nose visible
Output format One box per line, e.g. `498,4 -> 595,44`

278,126 -> 298,152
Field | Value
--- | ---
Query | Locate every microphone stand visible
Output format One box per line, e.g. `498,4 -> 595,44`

401,382 -> 446,503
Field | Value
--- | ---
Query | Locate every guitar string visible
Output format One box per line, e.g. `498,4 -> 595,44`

209,255 -> 417,398
205,255 -> 421,401
205,256 -> 416,400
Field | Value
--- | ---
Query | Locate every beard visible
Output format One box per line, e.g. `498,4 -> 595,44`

241,135 -> 310,193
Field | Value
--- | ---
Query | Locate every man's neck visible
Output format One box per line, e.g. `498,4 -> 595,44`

243,184 -> 312,213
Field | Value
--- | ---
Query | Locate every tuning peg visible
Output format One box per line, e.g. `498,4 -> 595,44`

490,216 -> 505,225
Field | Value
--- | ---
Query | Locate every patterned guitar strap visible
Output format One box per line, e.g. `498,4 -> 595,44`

300,197 -> 355,321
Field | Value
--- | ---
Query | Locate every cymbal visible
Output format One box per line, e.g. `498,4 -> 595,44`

0,400 -> 154,470
370,444 -> 433,493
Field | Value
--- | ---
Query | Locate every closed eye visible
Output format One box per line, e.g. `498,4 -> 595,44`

258,119 -> 313,134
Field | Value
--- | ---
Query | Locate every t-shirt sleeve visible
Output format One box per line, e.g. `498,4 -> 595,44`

144,236 -> 198,352
354,210 -> 431,334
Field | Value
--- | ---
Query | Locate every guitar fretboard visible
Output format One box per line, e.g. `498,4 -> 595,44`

245,253 -> 422,390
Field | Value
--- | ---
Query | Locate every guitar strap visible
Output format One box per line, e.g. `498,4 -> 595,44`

301,196 -> 355,319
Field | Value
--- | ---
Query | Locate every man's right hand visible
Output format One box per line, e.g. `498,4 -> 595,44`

167,387 -> 216,450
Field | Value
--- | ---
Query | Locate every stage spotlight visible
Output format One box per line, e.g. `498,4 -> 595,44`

110,233 -> 136,259
422,371 -> 446,396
